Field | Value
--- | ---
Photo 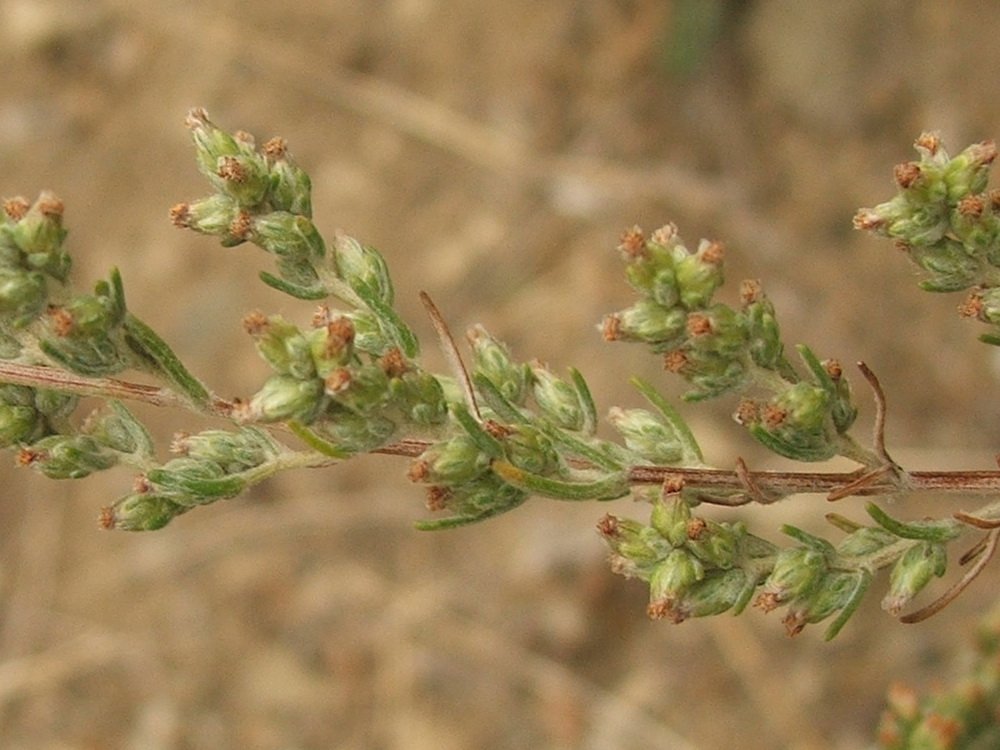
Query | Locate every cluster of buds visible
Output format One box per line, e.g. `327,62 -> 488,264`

854,133 -> 1000,344
600,489 -> 960,638
0,193 -> 70,326
16,399 -> 153,483
598,489 -> 775,624
170,108 -> 326,300
604,226 -> 859,462
407,325 -> 638,529
100,425 -> 282,531
238,306 -> 447,454
0,384 -> 75,449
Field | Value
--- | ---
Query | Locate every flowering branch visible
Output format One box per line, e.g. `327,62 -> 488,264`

0,111 -> 998,639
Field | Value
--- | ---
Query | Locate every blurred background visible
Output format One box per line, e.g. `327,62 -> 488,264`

1,1 -> 1000,747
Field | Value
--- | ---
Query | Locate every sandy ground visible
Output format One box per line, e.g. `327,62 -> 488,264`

2,1 -> 1000,748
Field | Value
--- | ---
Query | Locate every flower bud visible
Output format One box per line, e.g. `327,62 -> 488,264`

684,304 -> 748,358
467,325 -> 529,404
86,403 -> 151,456
529,361 -> 584,431
170,194 -> 243,239
501,424 -> 559,476
334,233 -> 393,305
649,494 -> 692,546
100,492 -> 187,531
675,239 -> 725,309
49,291 -> 121,338
419,473 -> 529,528
146,456 -> 248,501
648,549 -> 704,612
685,518 -> 744,569
311,405 -> 395,453
9,192 -> 68,270
743,291 -> 786,370
619,228 -> 682,308
601,300 -> 686,346
185,108 -> 253,186
172,427 -> 275,473
748,383 -> 837,461
308,316 -> 355,377
0,268 -> 47,322
387,368 -> 448,425
252,211 -> 326,262
244,374 -> 325,423
0,404 -> 42,447
264,137 -> 313,217
214,153 -> 270,207
597,514 -> 670,572
246,314 -> 316,379
666,568 -> 752,623
943,140 -> 997,200
410,434 -> 489,485
882,542 -> 947,616
756,546 -> 828,612
20,434 -> 119,479
608,407 -> 684,466
782,570 -> 864,636
324,362 -> 390,413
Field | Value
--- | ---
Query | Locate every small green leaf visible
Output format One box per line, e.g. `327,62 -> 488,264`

491,458 -> 629,501
123,313 -> 211,409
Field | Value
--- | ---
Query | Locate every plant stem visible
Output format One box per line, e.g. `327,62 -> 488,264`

0,361 -> 230,415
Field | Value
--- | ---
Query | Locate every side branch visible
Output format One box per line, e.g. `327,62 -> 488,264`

0,361 -> 231,415
627,465 -> 1000,502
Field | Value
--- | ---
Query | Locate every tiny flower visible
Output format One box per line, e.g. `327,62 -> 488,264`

467,325 -> 529,404
649,493 -> 692,546
0,268 -> 47,322
608,407 -> 684,466
597,513 -> 670,572
214,153 -> 270,207
99,491 -> 188,531
251,211 -> 326,263
756,546 -> 828,612
185,108 -> 255,187
18,434 -> 119,479
500,424 -> 559,476
308,315 -> 356,377
408,434 -> 489,485
9,192 -> 69,270
674,239 -> 725,309
171,427 -> 275,473
263,136 -> 313,217
242,374 -> 325,423
334,233 -> 393,305
600,300 -> 687,346
529,361 -> 584,431
0,404 -> 42,447
169,194 -> 243,239
882,542 -> 947,616
245,313 -> 316,379
663,568 -> 753,623
648,548 -> 704,615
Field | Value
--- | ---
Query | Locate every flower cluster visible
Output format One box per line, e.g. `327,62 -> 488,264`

598,490 -> 774,625
600,494 -> 961,639
854,132 -> 1000,344
100,425 -> 283,531
603,226 -> 860,463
